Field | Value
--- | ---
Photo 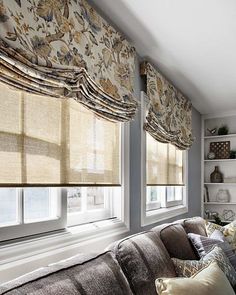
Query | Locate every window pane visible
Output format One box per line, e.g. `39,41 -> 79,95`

67,188 -> 82,214
0,189 -> 18,226
175,186 -> 183,201
24,188 -> 58,223
146,186 -> 164,211
67,187 -> 121,226
87,187 -> 105,210
166,187 -> 175,202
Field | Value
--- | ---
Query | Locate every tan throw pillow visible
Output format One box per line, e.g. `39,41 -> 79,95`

155,262 -> 234,295
171,246 -> 236,288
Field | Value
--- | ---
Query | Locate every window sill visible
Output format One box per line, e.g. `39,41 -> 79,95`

141,205 -> 188,227
0,219 -> 129,269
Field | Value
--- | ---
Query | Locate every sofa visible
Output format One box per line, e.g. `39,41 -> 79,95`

0,217 -> 208,295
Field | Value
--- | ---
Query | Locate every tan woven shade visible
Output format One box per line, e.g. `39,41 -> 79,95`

146,132 -> 184,185
0,83 -> 120,186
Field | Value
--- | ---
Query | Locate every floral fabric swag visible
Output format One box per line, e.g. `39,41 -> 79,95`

0,0 -> 138,122
141,62 -> 194,150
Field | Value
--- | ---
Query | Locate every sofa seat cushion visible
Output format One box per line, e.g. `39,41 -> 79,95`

153,223 -> 197,260
0,252 -> 133,295
109,231 -> 176,295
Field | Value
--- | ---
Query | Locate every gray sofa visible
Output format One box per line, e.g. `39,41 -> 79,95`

0,217 -> 207,295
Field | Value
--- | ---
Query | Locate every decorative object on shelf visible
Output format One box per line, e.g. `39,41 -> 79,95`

213,213 -> 222,225
230,150 -> 236,159
210,166 -> 223,183
210,141 -> 230,159
207,127 -> 217,136
225,177 -> 236,183
204,185 -> 210,202
222,210 -> 235,222
216,189 -> 230,203
205,209 -> 210,219
218,125 -> 229,136
207,152 -> 216,160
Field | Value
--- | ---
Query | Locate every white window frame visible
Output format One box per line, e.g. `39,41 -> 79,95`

141,91 -> 188,226
66,122 -> 129,228
0,188 -> 67,242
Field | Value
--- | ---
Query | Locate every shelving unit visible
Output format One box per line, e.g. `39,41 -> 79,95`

205,202 -> 236,205
204,134 -> 236,140
202,112 -> 236,222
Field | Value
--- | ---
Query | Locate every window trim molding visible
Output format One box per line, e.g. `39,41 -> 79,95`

140,91 -> 188,227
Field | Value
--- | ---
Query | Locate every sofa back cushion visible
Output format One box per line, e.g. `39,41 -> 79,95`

0,252 -> 133,295
182,217 -> 207,236
153,223 -> 197,260
109,231 -> 176,295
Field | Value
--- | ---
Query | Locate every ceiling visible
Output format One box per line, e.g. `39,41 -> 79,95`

90,0 -> 236,114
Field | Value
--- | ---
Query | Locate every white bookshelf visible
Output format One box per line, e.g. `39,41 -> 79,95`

202,112 -> 236,222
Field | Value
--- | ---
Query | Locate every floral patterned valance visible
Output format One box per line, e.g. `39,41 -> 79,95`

141,61 -> 194,150
0,0 -> 138,122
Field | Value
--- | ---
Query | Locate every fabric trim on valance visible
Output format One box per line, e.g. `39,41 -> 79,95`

0,0 -> 138,122
141,61 -> 194,150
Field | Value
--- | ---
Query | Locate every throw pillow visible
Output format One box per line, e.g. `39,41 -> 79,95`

172,246 -> 236,288
205,220 -> 236,251
155,262 -> 234,295
188,232 -> 236,270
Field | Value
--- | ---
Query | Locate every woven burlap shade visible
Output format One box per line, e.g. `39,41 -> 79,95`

0,83 -> 120,186
146,132 -> 184,186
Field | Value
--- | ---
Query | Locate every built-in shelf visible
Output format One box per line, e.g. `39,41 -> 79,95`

207,219 -> 230,223
204,134 -> 236,139
203,114 -> 236,221
204,159 -> 236,162
205,202 -> 236,205
204,183 -> 236,185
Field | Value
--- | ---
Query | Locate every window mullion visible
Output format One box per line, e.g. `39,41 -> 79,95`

20,188 -> 24,224
81,187 -> 87,212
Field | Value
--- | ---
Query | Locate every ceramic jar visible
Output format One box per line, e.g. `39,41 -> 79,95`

216,189 -> 230,203
210,166 -> 223,183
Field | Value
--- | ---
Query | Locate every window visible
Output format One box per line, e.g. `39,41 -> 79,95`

0,187 -> 65,242
67,187 -> 122,226
0,83 -> 129,242
141,93 -> 188,226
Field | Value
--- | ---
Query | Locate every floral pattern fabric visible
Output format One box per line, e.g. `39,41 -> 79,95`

141,62 -> 194,150
0,0 -> 138,122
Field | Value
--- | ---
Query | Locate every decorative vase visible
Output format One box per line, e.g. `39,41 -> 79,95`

216,189 -> 230,203
210,166 -> 223,183
207,152 -> 215,160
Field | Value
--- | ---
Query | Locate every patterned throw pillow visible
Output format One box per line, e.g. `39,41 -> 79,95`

155,262 -> 235,295
188,233 -> 236,270
205,220 -> 236,251
172,246 -> 236,288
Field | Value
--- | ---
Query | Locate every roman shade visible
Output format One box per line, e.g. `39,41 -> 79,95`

0,83 -> 120,186
0,0 -> 137,122
146,132 -> 183,185
141,62 -> 194,150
